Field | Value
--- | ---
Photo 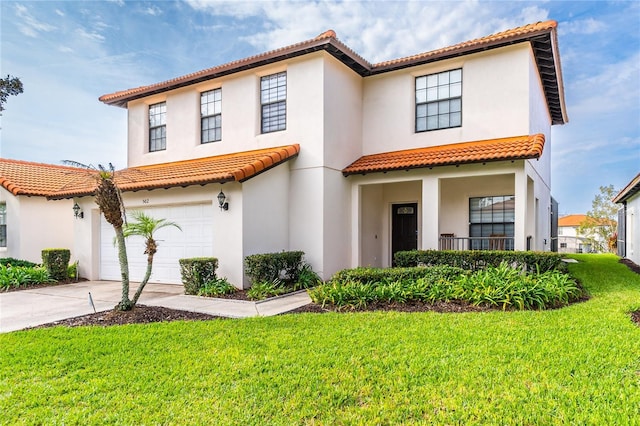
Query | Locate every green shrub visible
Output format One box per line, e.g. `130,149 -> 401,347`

0,258 -> 38,268
294,263 -> 322,290
41,249 -> 70,281
198,277 -> 236,297
310,263 -> 582,310
179,258 -> 218,295
394,249 -> 565,273
332,265 -> 465,285
0,264 -> 51,291
245,251 -> 305,285
247,279 -> 288,300
67,261 -> 79,280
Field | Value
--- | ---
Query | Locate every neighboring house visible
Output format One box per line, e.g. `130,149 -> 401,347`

557,214 -> 594,253
0,159 -> 78,264
614,173 -> 640,265
1,21 -> 568,287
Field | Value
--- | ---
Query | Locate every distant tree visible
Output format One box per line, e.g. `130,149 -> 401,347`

122,211 -> 182,306
578,185 -> 618,253
0,75 -> 24,112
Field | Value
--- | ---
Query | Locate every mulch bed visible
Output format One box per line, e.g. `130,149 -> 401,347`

30,305 -> 222,329
3,278 -> 87,293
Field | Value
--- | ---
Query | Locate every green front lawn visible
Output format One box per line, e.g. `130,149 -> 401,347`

1,254 -> 639,424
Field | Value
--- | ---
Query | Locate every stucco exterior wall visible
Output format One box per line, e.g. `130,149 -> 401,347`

624,194 -> 640,264
126,54 -> 329,168
361,44 -> 533,156
0,189 -> 74,264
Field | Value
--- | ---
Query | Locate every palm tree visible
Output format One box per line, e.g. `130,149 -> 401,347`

63,161 -> 133,311
93,165 -> 134,310
123,211 -> 182,306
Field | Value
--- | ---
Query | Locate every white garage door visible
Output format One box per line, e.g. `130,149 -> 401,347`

100,203 -> 214,284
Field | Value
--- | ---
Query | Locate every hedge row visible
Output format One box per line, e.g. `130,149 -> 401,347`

244,251 -> 305,285
393,250 -> 566,273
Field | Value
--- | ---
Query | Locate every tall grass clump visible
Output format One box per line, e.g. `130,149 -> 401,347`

309,263 -> 583,310
0,264 -> 52,291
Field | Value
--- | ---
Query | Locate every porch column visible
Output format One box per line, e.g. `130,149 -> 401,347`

350,183 -> 361,268
421,176 -> 439,250
514,170 -> 528,251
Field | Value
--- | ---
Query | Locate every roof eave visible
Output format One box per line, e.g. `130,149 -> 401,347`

100,38 -> 371,108
343,155 -> 536,177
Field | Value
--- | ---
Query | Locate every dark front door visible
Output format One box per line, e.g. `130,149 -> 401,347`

392,203 -> 418,265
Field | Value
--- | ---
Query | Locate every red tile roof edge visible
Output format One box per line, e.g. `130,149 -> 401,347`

47,144 -> 300,199
342,134 -> 545,176
0,158 -> 97,197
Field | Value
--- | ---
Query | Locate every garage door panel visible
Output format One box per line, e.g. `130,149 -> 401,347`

100,203 -> 213,284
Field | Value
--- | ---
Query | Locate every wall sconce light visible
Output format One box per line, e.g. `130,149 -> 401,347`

73,202 -> 84,219
217,190 -> 229,211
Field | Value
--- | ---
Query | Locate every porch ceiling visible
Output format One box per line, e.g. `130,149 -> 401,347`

342,134 -> 545,176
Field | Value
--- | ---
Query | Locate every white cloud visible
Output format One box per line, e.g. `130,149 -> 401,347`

144,5 -> 163,16
14,3 -> 56,38
75,27 -> 106,42
559,18 -> 606,35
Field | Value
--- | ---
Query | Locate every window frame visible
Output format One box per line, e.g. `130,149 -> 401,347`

260,71 -> 287,133
149,102 -> 167,152
201,88 -> 222,144
468,195 -> 515,250
415,68 -> 462,132
0,203 -> 6,248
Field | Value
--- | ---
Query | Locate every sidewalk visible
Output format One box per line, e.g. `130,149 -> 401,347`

0,281 -> 312,333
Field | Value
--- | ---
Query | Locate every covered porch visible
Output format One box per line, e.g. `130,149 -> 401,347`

347,165 -> 540,269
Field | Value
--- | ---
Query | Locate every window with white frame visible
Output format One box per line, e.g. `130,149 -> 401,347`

149,102 -> 166,152
416,68 -> 462,132
201,89 -> 221,143
469,195 -> 515,250
0,203 -> 6,248
261,72 -> 286,133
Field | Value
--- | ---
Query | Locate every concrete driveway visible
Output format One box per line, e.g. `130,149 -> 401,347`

0,281 -> 312,333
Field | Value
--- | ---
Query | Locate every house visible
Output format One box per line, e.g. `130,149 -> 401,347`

0,159 -> 79,263
557,214 -> 596,253
614,173 -> 640,265
1,21 -> 567,287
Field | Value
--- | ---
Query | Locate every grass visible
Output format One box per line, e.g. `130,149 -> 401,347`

1,254 -> 639,424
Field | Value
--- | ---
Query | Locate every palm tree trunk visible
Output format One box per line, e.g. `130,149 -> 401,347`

131,257 -> 153,306
114,226 -> 133,311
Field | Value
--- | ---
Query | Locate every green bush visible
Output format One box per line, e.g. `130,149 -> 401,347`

198,277 -> 236,297
331,265 -> 465,285
67,261 -> 79,280
179,258 -> 218,295
0,258 -> 38,268
41,249 -> 70,281
0,264 -> 51,291
246,280 -> 288,300
244,251 -> 305,285
309,263 -> 582,311
393,250 -> 565,273
294,263 -> 322,290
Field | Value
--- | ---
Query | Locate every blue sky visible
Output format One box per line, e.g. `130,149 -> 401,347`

1,0 -> 638,215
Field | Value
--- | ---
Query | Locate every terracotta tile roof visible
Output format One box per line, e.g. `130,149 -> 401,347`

558,214 -> 587,227
1,145 -> 300,199
613,172 -> 640,203
99,21 -> 566,124
342,134 -> 545,176
0,159 -> 96,197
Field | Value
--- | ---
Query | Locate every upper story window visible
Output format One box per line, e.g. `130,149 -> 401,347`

416,68 -> 462,132
261,72 -> 286,133
201,89 -> 222,143
0,203 -> 6,248
149,102 -> 167,152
